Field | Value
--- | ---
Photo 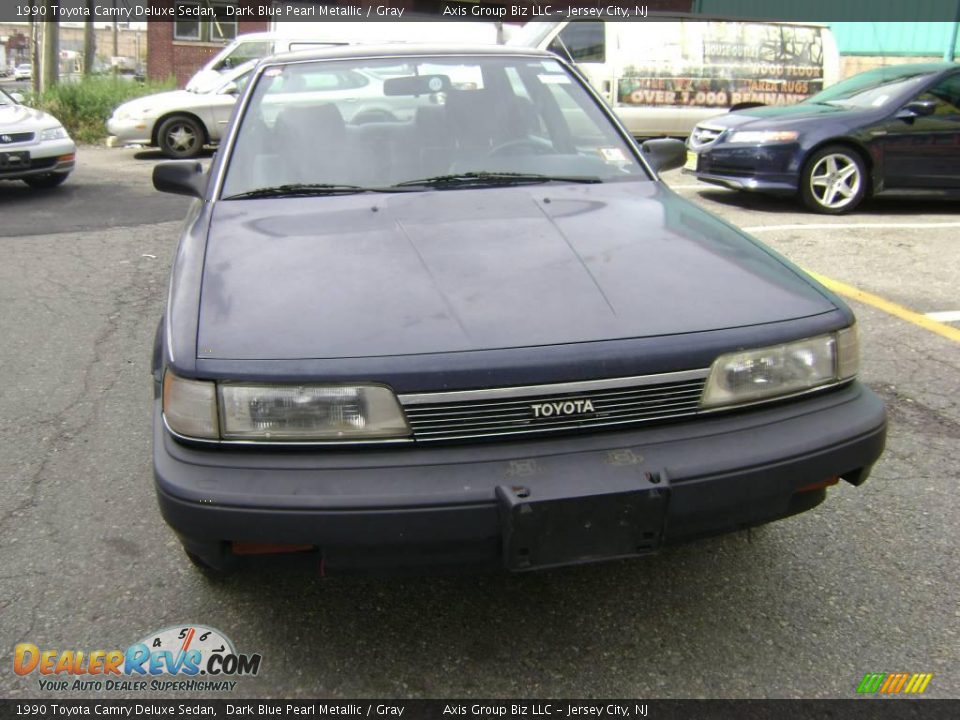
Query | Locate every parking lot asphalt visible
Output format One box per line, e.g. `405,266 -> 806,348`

0,147 -> 957,699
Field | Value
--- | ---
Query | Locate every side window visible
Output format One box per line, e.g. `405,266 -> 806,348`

549,22 -> 606,64
216,42 -> 272,71
233,71 -> 253,95
917,74 -> 960,115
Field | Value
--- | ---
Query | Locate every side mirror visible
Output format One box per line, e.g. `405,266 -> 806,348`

641,138 -> 686,174
153,161 -> 206,198
221,81 -> 239,95
896,99 -> 937,119
10,92 -> 24,104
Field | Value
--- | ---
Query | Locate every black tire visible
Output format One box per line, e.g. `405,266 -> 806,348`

157,115 -> 205,159
800,144 -> 867,214
23,172 -> 69,189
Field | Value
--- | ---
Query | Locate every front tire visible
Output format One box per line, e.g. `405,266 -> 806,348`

23,172 -> 69,189
157,115 -> 204,159
800,145 -> 867,214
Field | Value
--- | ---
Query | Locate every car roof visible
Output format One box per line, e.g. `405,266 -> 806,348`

262,43 -> 556,66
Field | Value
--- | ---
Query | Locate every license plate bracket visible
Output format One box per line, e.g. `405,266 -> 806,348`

0,150 -> 30,169
497,473 -> 668,571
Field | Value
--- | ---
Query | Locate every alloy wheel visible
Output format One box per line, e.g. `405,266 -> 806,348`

809,153 -> 861,210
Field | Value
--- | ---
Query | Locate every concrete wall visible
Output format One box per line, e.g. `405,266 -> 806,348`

841,54 -> 947,79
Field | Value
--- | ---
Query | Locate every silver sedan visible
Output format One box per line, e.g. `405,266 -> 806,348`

0,88 -> 76,188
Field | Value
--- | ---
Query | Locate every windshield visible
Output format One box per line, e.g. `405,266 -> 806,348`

221,55 -> 648,199
192,60 -> 257,94
0,90 -> 12,106
805,68 -> 936,108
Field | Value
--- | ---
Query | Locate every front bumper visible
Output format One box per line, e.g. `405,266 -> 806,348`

106,116 -> 154,147
0,138 -> 75,180
154,382 -> 886,572
685,142 -> 801,195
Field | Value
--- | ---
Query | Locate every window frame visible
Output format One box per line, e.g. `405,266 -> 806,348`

173,1 -> 238,44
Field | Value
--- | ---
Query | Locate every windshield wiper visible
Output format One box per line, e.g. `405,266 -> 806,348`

223,183 -> 395,200
392,172 -> 603,189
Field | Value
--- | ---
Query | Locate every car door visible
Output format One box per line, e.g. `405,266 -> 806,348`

881,72 -> 960,189
208,71 -> 253,140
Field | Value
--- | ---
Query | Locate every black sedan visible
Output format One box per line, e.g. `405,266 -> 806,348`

150,45 -> 885,574
685,63 -> 960,213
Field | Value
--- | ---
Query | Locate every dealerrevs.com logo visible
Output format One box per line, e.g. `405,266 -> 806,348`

14,625 -> 261,693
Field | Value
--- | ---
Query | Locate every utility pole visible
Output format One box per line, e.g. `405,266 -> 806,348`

113,0 -> 119,74
83,7 -> 96,76
30,18 -> 40,94
41,2 -> 59,92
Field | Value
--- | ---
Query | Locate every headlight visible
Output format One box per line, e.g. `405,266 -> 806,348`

40,126 -> 68,141
162,373 -> 411,441
701,326 -> 858,409
727,130 -> 799,144
220,384 -> 410,440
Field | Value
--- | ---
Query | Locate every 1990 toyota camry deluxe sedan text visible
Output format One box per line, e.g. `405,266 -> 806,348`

151,46 -> 886,574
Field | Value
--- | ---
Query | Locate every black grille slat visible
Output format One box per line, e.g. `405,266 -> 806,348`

0,132 -> 34,144
402,377 -> 707,441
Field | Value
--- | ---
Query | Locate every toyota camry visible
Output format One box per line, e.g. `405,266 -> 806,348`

151,46 -> 886,574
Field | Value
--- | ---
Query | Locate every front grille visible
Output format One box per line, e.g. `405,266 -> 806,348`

689,125 -> 725,149
0,157 -> 56,177
0,132 -> 34,145
400,372 -> 708,442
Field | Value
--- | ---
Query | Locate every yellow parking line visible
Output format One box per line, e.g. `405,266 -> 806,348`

805,271 -> 960,344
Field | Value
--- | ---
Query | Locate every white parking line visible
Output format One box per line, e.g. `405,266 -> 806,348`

925,311 -> 960,323
742,222 -> 960,232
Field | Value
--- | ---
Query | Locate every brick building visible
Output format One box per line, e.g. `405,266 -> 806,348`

147,1 -> 269,86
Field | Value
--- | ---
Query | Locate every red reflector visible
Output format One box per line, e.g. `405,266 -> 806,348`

231,542 -> 314,556
57,154 -> 76,162
797,476 -> 840,493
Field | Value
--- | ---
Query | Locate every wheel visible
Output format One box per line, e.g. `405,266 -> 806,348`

157,115 -> 205,159
23,172 -> 69,189
800,145 -> 867,214
487,137 -> 554,157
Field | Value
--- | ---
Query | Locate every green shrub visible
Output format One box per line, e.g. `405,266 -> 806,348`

24,76 -> 176,144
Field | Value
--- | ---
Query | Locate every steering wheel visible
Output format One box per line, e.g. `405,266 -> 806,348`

487,137 -> 554,157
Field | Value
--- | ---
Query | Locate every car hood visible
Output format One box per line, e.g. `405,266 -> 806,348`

699,102 -> 864,132
197,183 -> 835,360
0,103 -> 61,132
185,70 -> 224,92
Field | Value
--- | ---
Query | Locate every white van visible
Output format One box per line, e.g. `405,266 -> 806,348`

185,22 -> 509,91
509,20 -> 840,137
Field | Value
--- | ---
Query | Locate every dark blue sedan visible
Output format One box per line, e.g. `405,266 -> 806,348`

150,45 -> 885,574
685,63 -> 960,213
